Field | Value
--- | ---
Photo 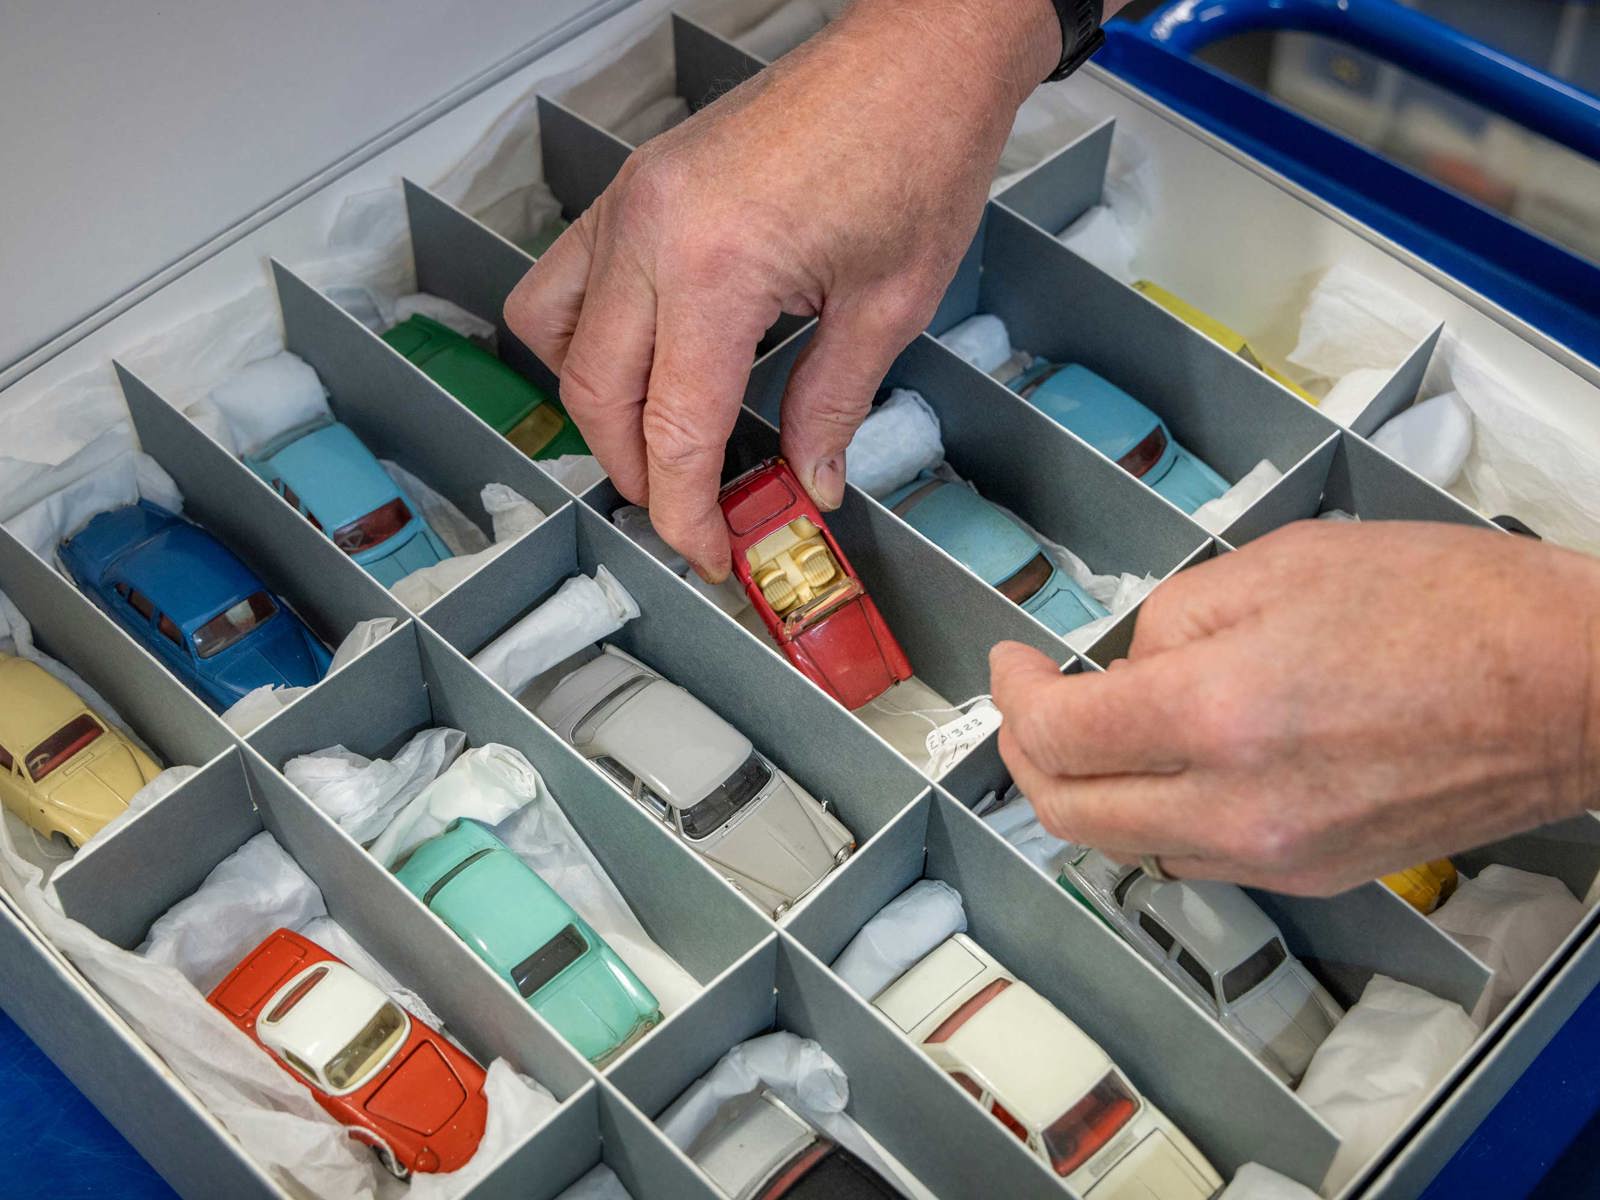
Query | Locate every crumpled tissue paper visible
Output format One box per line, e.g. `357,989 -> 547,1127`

1296,974 -> 1477,1194
472,567 -> 640,696
222,617 -> 402,735
1429,864 -> 1584,1025
1370,392 -> 1473,488
732,0 -> 831,58
1219,1163 -> 1322,1200
286,727 -> 469,848
833,879 -> 967,1000
1191,459 -> 1283,535
979,785 -> 1076,877
390,483 -> 547,613
844,389 -> 945,498
1288,264 -> 1437,391
1057,203 -> 1138,284
936,314 -> 1014,377
206,351 -> 333,459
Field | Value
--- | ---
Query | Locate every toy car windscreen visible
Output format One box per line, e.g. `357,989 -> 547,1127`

193,592 -> 280,659
25,713 -> 106,781
679,752 -> 772,841
325,1001 -> 409,1090
1222,938 -> 1289,1003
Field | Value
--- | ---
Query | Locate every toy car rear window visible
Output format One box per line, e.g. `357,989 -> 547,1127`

1222,937 -> 1289,1003
331,498 -> 413,555
680,752 -> 771,841
1115,425 -> 1168,479
511,924 -> 588,998
26,714 -> 105,782
997,552 -> 1054,606
193,592 -> 278,659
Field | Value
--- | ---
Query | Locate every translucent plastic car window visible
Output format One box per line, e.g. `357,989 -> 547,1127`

26,714 -> 105,782
0,745 -> 12,771
1041,1074 -> 1139,1177
127,589 -> 156,621
1176,948 -> 1218,1005
1138,912 -> 1175,953
511,924 -> 588,998
158,614 -> 183,646
1115,425 -> 1168,479
331,498 -> 412,554
279,1048 -> 320,1085
325,1002 -> 408,1091
679,752 -> 772,841
193,592 -> 278,658
1222,938 -> 1289,1003
997,552 -> 1054,605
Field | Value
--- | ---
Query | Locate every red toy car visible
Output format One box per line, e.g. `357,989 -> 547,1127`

719,459 -> 912,709
208,928 -> 489,1177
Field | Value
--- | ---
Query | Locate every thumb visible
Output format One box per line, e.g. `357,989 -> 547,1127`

778,291 -> 930,510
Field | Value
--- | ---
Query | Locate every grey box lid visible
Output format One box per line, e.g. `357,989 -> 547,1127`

0,0 -> 628,380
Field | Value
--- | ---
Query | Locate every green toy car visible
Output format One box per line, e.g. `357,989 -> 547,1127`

394,818 -> 659,1065
382,314 -> 589,460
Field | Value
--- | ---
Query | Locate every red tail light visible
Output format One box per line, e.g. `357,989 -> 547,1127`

265,967 -> 328,1023
1043,1074 -> 1139,1177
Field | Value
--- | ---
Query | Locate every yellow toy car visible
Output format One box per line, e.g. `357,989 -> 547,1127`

1381,859 -> 1460,915
1133,281 -> 1318,405
0,653 -> 160,849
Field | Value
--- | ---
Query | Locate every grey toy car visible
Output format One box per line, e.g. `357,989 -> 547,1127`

536,645 -> 854,917
1061,848 -> 1343,1084
688,1089 -> 902,1199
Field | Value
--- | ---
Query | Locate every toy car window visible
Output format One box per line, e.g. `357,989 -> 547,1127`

1041,1073 -> 1139,1177
510,924 -> 588,998
157,614 -> 183,646
1115,425 -> 1169,479
997,553 -> 1055,606
279,1048 -> 319,1084
679,752 -> 772,841
127,589 -> 156,621
193,592 -> 278,659
1138,912 -> 1175,952
273,480 -> 323,531
325,1001 -> 408,1091
1222,937 -> 1289,1003
1112,868 -> 1141,908
925,978 -> 1012,1044
593,755 -> 639,791
264,967 -> 329,1023
949,1071 -> 983,1100
0,745 -> 13,771
573,679 -> 653,745
26,714 -> 105,782
330,498 -> 412,555
1176,949 -> 1218,1003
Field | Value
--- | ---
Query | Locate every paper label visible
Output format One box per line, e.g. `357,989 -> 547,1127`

924,702 -> 1002,772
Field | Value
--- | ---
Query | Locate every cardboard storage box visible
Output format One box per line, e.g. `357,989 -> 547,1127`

5,2 -> 1600,1197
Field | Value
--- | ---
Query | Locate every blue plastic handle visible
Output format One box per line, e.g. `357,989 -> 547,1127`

1139,0 -> 1600,163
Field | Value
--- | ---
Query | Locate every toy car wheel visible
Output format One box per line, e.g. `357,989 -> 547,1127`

51,832 -> 77,853
353,1130 -> 408,1180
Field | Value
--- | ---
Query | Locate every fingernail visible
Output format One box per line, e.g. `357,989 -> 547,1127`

806,455 -> 846,511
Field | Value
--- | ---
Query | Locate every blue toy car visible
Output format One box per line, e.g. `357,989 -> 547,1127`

882,475 -> 1108,635
394,818 -> 661,1066
1006,361 -> 1229,514
59,501 -> 332,713
243,418 -> 451,587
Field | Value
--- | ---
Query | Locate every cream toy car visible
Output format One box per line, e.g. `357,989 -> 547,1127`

536,645 -> 854,918
872,934 -> 1221,1197
0,653 -> 160,849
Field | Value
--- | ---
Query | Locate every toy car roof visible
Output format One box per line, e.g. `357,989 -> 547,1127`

0,654 -> 99,749
250,420 -> 404,534
1131,877 -> 1282,975
1029,364 -> 1161,463
884,477 -> 1039,584
257,960 -> 397,1078
584,678 -> 752,808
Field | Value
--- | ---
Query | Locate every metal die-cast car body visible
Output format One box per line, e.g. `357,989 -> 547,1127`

537,645 -> 854,918
871,934 -> 1220,1198
394,818 -> 660,1065
381,314 -> 588,460
1058,849 -> 1344,1085
1132,282 -> 1317,405
1004,361 -> 1228,515
881,474 -> 1108,636
0,653 -> 160,848
244,417 -> 450,587
58,501 -> 332,713
719,460 -> 912,710
208,928 -> 488,1176
687,1088 -> 902,1199
1381,859 -> 1460,914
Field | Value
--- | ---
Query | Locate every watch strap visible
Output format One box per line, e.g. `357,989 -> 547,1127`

1045,0 -> 1105,82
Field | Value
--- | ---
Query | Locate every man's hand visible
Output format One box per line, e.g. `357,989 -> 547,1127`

991,522 -> 1600,895
504,0 -> 1060,579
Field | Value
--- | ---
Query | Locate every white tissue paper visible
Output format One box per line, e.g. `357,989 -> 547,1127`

1190,459 -> 1284,535
1429,865 -> 1584,1025
1219,1163 -> 1323,1200
613,505 -> 688,575
1057,203 -> 1137,285
1296,974 -> 1478,1194
833,879 -> 967,1000
221,617 -> 402,736
383,461 -> 492,557
540,454 -> 609,495
1370,392 -> 1473,488
844,389 -> 945,498
206,352 -> 334,459
391,293 -> 498,346
366,743 -> 698,1013
936,314 -> 1014,377
1318,366 -> 1396,428
558,1164 -> 632,1200
994,84 -> 1098,191
286,727 -> 469,848
390,484 -> 547,613
658,1032 -> 931,1200
1288,264 -> 1438,388
980,785 -> 1076,876
471,567 -> 640,696
72,765 -> 200,860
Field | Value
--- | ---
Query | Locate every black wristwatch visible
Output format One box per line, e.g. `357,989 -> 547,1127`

1045,0 -> 1106,81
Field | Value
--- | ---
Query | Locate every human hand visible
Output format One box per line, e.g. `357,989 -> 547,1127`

990,521 -> 1600,895
503,0 -> 1060,579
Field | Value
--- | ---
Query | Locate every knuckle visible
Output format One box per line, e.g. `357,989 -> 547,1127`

641,401 -> 714,474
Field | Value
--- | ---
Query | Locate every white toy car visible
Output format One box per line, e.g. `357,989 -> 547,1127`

1060,849 -> 1344,1085
871,934 -> 1220,1198
536,645 -> 854,917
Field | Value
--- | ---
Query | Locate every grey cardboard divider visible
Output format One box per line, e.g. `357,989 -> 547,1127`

789,791 -> 1342,1188
1349,327 -> 1446,439
426,501 -> 927,850
594,1082 -> 727,1200
1076,538 -> 1223,668
994,117 -> 1118,235
1216,430 -> 1342,546
114,362 -> 406,647
537,94 -> 634,220
0,520 -> 234,769
671,12 -> 766,113
270,261 -> 573,523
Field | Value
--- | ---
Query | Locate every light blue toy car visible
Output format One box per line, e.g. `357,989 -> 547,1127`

1006,361 -> 1229,514
881,475 -> 1108,636
394,818 -> 661,1066
244,418 -> 450,587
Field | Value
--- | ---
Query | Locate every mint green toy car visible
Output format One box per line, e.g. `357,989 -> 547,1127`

394,819 -> 660,1065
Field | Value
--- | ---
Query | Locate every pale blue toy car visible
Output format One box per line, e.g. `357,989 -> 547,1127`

244,418 -> 450,587
1006,361 -> 1228,514
881,475 -> 1108,635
